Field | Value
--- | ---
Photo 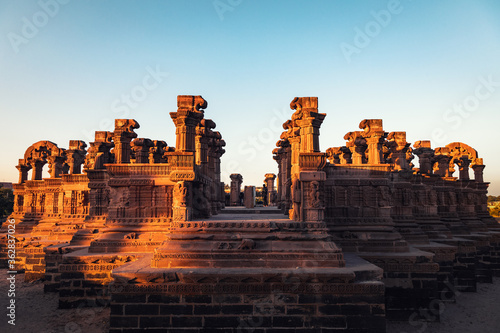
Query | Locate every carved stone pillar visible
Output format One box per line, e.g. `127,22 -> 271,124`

288,136 -> 301,177
344,131 -> 367,165
149,140 -> 167,164
455,155 -> 471,180
273,149 -> 282,208
229,174 -> 243,206
32,159 -> 46,180
264,173 -> 276,206
472,161 -> 485,183
290,97 -> 326,153
170,95 -> 206,153
386,132 -> 411,171
413,141 -> 434,175
113,119 -> 139,164
66,140 -> 87,174
326,147 -> 352,165
173,181 -> 191,221
207,137 -> 217,181
289,174 -> 301,221
16,159 -> 31,184
433,147 -> 452,178
297,153 -> 327,222
214,139 -> 225,212
195,119 -> 214,175
48,155 -> 66,178
131,138 -> 153,163
359,119 -> 386,165
282,144 -> 292,213
286,97 -> 328,222
274,138 -> 291,213
84,131 -> 114,170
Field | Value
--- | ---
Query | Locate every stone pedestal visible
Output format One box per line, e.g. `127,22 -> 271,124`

243,186 -> 255,208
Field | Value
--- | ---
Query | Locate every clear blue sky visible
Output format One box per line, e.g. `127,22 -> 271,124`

1,0 -> 500,194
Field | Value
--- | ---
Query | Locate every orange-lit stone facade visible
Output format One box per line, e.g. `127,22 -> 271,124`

274,97 -> 500,321
1,95 -> 499,332
1,95 -> 226,286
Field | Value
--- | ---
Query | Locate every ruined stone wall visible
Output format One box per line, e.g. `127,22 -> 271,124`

273,97 -> 500,321
0,95 -> 226,295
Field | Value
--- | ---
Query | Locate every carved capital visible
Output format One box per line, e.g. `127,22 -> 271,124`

413,140 -> 434,175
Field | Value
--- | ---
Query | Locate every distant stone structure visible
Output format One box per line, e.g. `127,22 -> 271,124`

0,182 -> 13,189
264,173 -> 277,206
229,173 -> 243,206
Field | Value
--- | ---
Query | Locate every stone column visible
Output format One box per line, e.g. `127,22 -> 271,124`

16,159 -> 31,184
170,95 -> 206,153
230,174 -> 243,206
113,119 -> 139,164
472,160 -> 485,183
32,159 -> 46,180
433,147 -> 453,178
291,97 -> 326,153
288,97 -> 328,222
455,156 -> 471,180
48,155 -> 66,178
326,147 -> 352,165
131,138 -> 153,163
195,119 -> 215,175
386,132 -> 411,171
84,131 -> 115,170
359,119 -> 386,165
215,139 -> 225,212
344,132 -> 367,165
288,136 -> 301,177
413,141 -> 434,175
273,149 -> 282,208
66,140 -> 87,174
149,140 -> 167,164
274,138 -> 291,214
264,173 -> 276,206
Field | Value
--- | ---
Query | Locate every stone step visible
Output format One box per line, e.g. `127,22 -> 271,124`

219,207 -> 283,215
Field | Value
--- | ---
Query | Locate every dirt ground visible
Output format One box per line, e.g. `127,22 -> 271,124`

387,277 -> 500,333
1,269 -> 499,332
0,269 -> 109,333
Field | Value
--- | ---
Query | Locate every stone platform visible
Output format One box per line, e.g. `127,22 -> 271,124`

109,253 -> 385,333
103,211 -> 386,332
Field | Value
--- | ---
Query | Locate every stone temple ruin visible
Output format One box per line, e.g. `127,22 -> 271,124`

1,95 -> 499,332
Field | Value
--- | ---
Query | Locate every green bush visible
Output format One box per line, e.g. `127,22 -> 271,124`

0,188 -> 14,217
